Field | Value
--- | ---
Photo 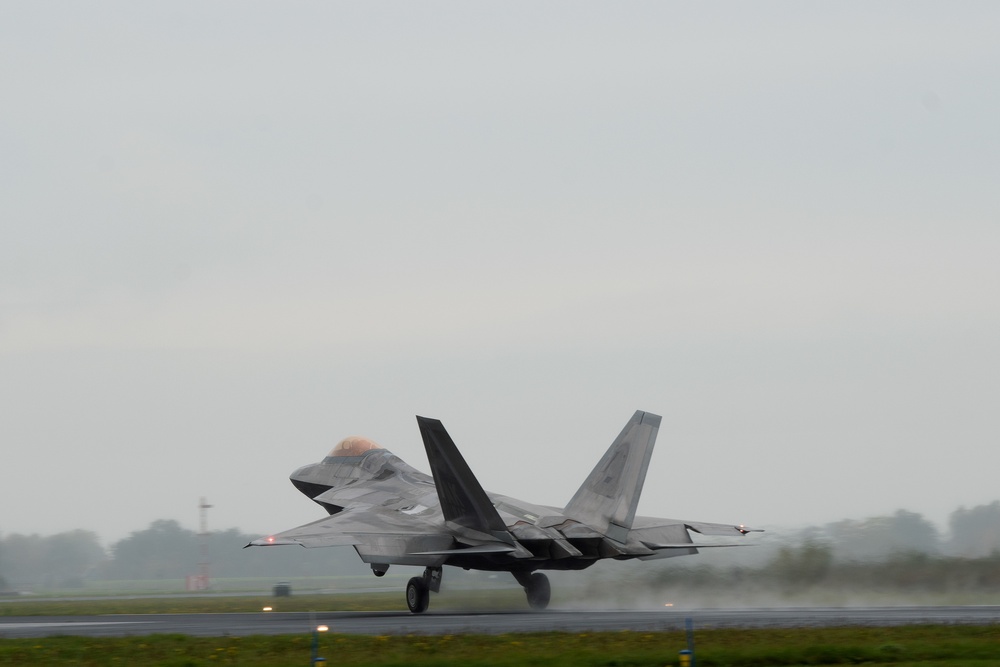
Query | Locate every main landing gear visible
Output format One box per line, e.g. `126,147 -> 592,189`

406,566 -> 442,614
513,571 -> 551,610
402,567 -> 550,614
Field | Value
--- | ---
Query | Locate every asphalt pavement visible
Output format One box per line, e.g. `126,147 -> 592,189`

2,606 -> 999,639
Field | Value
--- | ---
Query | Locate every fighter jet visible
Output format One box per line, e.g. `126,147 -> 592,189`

247,410 -> 760,613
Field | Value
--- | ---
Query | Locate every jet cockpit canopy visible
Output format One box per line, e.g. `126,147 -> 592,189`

329,436 -> 383,457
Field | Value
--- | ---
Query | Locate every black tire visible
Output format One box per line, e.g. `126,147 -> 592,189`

406,576 -> 429,613
525,572 -> 550,610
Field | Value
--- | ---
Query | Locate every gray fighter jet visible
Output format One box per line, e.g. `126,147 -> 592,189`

247,410 -> 759,613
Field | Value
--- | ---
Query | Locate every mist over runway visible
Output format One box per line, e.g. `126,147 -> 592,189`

2,607 -> 999,639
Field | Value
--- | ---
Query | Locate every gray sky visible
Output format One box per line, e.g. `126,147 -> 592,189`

2,2 -> 998,545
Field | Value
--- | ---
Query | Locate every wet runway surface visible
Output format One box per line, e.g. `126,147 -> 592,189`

2,606 -> 999,638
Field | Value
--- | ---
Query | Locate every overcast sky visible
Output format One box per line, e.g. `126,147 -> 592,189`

2,2 -> 998,546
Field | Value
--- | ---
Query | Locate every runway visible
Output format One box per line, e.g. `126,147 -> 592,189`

2,606 -> 999,639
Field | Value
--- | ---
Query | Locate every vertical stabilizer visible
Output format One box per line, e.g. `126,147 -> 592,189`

416,416 -> 513,544
564,410 -> 660,543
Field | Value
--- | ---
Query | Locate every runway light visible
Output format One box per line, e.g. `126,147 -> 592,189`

664,603 -> 674,607
316,625 -> 329,632
262,606 -> 273,612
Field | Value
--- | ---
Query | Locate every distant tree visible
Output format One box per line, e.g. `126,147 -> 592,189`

769,541 -> 833,586
949,501 -> 1000,558
824,510 -> 941,561
43,530 -> 106,587
0,530 -> 105,589
107,520 -> 200,580
1,534 -> 44,587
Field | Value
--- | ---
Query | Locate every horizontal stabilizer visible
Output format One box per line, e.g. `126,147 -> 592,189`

642,541 -> 754,549
686,521 -> 763,536
409,544 -> 519,556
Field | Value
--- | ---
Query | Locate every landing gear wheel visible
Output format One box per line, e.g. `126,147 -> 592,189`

406,576 -> 430,613
525,572 -> 550,610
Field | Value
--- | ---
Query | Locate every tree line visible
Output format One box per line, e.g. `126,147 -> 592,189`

0,519 -> 366,591
630,502 -> 1000,600
2,501 -> 1000,592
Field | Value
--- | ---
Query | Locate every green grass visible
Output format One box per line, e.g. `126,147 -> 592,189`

0,590 -> 529,616
8,575 -> 411,597
2,626 -> 999,666
3,594 -> 998,665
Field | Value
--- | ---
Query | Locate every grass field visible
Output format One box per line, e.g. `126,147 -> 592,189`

3,593 -> 999,665
2,626 -> 999,666
0,590 -> 528,616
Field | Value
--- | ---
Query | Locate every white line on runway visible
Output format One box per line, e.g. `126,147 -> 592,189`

1,621 -> 153,630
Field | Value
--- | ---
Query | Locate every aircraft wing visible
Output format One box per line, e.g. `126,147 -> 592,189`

246,507 -> 447,549
631,515 -> 762,538
246,506 -> 526,562
685,520 -> 763,536
627,516 -> 761,557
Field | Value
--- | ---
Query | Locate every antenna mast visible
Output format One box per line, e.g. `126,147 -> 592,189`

198,496 -> 213,589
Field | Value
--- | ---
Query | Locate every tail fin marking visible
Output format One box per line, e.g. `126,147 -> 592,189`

564,410 -> 660,543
